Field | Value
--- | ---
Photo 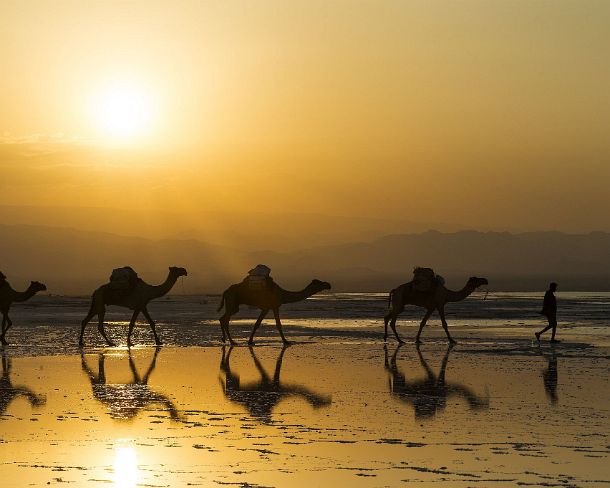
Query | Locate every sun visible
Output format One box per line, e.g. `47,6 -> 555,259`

93,80 -> 157,142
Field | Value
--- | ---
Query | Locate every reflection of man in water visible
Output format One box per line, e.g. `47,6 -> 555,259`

541,347 -> 558,404
536,282 -> 559,343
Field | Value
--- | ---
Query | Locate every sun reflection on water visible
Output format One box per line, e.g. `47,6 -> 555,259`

113,445 -> 139,488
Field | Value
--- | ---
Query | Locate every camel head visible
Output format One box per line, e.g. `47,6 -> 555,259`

466,277 -> 488,289
30,281 -> 47,293
309,279 -> 331,292
169,266 -> 188,277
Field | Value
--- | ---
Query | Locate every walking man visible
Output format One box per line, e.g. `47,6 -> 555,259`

536,282 -> 559,343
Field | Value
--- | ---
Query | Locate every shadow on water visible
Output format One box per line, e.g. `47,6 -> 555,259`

80,347 -> 182,421
384,344 -> 489,419
0,350 -> 46,416
218,345 -> 332,424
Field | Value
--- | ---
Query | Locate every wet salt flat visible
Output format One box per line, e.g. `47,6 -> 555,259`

1,293 -> 609,486
1,342 -> 609,487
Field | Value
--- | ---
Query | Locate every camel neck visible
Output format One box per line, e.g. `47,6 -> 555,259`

149,273 -> 179,299
444,284 -> 475,303
11,286 -> 38,303
280,285 -> 318,304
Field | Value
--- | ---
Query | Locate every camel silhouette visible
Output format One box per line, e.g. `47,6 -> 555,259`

0,275 -> 47,345
384,344 -> 489,418
79,266 -> 187,347
217,278 -> 331,345
80,348 -> 182,421
384,276 -> 488,344
0,351 -> 46,416
218,345 -> 331,424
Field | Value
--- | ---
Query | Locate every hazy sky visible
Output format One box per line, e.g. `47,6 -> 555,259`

1,0 -> 609,232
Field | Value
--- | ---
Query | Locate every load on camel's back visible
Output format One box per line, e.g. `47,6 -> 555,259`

412,267 -> 445,292
109,266 -> 139,292
244,264 -> 274,291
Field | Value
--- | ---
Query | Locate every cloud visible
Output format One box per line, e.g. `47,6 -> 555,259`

0,131 -> 85,145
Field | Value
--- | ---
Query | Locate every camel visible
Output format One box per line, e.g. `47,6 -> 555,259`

0,275 -> 47,345
81,348 -> 182,421
384,344 -> 488,419
384,275 -> 488,344
217,278 -> 331,345
218,345 -> 331,424
79,266 -> 187,347
1,351 -> 46,416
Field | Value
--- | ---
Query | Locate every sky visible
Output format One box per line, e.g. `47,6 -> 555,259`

1,0 -> 609,234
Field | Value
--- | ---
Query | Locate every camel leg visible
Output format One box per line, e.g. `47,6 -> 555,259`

1,313 -> 8,345
127,310 -> 140,348
219,316 -> 227,342
248,309 -> 269,345
415,309 -> 434,344
1,314 -> 13,345
219,314 -> 236,345
79,307 -> 98,347
383,312 -> 391,341
96,308 -> 116,347
272,308 -> 290,345
388,315 -> 404,344
0,313 -> 8,346
142,307 -> 162,346
438,307 -> 456,344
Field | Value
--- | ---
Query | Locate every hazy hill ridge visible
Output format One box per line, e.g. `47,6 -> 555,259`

1,224 -> 609,294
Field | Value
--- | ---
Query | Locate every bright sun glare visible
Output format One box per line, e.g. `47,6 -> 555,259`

93,81 -> 156,141
113,446 -> 139,488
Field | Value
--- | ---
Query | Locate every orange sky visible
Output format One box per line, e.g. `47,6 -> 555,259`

1,1 -> 609,232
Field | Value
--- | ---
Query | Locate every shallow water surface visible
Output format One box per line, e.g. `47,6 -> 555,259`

1,341 -> 608,487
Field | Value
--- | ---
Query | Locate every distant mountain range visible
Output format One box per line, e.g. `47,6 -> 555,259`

1,224 -> 609,294
0,204 -> 462,252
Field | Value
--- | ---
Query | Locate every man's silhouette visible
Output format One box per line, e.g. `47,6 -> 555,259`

536,282 -> 559,343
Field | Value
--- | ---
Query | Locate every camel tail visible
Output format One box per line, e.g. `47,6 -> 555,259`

217,292 -> 226,312
86,291 -> 98,316
388,289 -> 395,309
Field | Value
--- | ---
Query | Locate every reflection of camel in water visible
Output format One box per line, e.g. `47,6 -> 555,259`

80,348 -> 181,421
218,346 -> 332,424
539,346 -> 558,404
384,344 -> 489,418
218,279 -> 331,345
0,277 -> 47,345
384,276 -> 488,344
0,351 -> 45,415
79,266 -> 188,347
